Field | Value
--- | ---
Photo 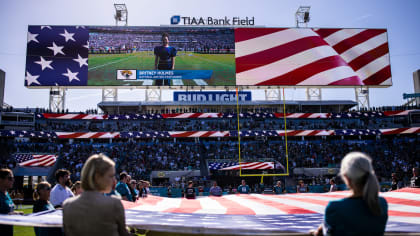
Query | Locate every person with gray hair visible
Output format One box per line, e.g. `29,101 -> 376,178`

311,152 -> 388,236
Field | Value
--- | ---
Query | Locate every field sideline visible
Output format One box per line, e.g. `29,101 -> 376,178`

87,51 -> 236,86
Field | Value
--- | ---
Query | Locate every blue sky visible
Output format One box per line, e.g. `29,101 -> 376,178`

0,0 -> 419,111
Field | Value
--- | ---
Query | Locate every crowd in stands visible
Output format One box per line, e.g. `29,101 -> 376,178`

1,104 -> 419,115
34,114 -> 408,132
1,135 -> 418,190
88,30 -> 234,54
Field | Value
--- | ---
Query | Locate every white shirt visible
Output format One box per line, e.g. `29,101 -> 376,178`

50,184 -> 74,207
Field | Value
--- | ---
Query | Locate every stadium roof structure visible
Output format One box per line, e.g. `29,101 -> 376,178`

98,100 -> 357,114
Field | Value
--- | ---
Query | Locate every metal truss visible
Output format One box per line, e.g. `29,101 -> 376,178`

355,87 -> 370,110
145,89 -> 162,101
102,88 -> 118,102
49,88 -> 66,112
306,88 -> 322,101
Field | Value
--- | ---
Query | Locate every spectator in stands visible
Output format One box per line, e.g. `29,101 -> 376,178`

329,178 -> 337,192
154,33 -> 177,86
116,172 -> 132,201
311,152 -> 388,236
167,185 -> 172,198
33,181 -> 61,236
130,180 -> 138,201
411,167 -> 420,188
144,181 -> 151,195
209,181 -> 223,196
138,181 -> 145,198
63,154 -> 129,236
390,173 -> 403,191
297,180 -> 308,193
106,176 -> 121,198
0,168 -> 22,236
273,180 -> 284,194
237,180 -> 250,194
184,181 -> 196,199
50,169 -> 74,208
71,181 -> 83,196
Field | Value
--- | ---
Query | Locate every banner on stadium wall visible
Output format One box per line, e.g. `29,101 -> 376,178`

25,26 -> 391,87
174,91 -> 251,102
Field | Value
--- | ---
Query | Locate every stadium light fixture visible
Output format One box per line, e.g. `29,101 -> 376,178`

114,4 -> 128,26
295,6 -> 310,27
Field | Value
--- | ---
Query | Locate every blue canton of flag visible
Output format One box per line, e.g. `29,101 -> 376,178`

25,26 -> 89,86
0,130 -> 56,138
208,162 -> 238,170
335,129 -> 380,136
120,131 -> 171,138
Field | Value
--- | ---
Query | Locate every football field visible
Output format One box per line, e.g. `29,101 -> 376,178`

88,51 -> 236,86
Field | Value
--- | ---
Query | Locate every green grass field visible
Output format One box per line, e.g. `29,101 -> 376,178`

14,206 -> 35,236
88,51 -> 236,86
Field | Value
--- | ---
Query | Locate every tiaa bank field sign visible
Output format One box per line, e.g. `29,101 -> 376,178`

174,91 -> 251,102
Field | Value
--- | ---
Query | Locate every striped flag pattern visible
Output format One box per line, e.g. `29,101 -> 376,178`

168,131 -> 230,138
36,110 -> 414,120
55,132 -> 120,139
208,162 -> 274,170
0,188 -> 418,233
14,154 -> 56,167
379,127 -> 420,135
1,128 -> 418,139
235,28 -> 391,86
41,113 -> 107,119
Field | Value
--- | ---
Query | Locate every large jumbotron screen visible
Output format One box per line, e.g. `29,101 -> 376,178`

25,26 -> 391,87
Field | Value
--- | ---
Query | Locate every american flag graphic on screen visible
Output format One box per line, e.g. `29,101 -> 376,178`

235,28 -> 391,86
25,26 -> 89,86
14,154 -> 57,167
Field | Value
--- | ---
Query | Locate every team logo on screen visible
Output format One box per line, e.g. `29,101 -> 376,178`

117,70 -> 136,80
171,15 -> 181,25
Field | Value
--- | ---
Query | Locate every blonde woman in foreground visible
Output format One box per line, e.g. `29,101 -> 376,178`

311,152 -> 388,236
63,154 -> 129,236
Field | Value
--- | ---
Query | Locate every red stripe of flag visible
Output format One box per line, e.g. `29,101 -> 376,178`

234,28 -> 287,43
170,131 -> 197,138
278,195 -> 420,217
235,36 -> 329,74
161,113 -> 181,118
239,195 -> 317,214
328,76 -> 364,86
383,111 -> 405,116
362,65 -> 391,85
210,196 -> 255,215
57,132 -> 84,138
42,113 -> 64,119
90,132 -> 107,139
73,114 -> 88,119
381,128 -> 405,135
256,55 -> 360,86
332,29 -> 386,54
165,198 -> 202,214
314,28 -> 342,38
348,43 -> 389,71
278,130 -> 302,136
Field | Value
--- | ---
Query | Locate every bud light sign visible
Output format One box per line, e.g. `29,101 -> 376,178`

174,91 -> 251,102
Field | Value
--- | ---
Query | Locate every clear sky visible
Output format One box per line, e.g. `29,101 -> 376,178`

1,0 -> 419,111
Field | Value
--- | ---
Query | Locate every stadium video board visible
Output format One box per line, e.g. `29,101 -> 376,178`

25,26 -> 391,87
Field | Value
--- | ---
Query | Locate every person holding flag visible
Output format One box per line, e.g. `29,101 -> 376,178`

237,180 -> 250,194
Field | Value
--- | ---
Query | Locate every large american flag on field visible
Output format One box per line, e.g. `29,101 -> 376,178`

25,26 -> 89,86
0,188 -> 419,234
14,154 -> 57,167
235,28 -> 391,86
